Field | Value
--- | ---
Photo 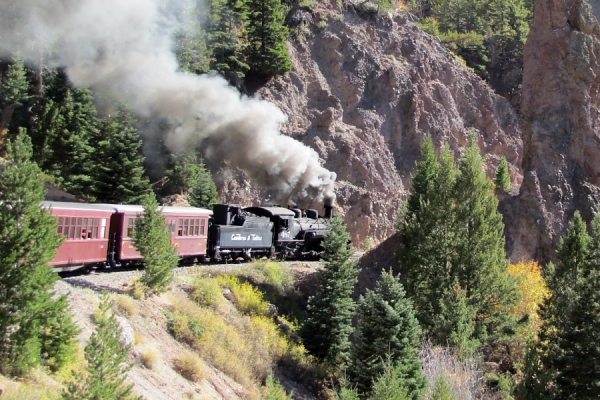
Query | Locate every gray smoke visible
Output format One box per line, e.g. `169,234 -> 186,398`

0,0 -> 336,205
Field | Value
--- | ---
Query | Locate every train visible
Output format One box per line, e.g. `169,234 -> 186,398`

43,201 -> 333,272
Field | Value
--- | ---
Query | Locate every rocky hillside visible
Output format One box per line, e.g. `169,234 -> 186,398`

220,1 -> 522,250
507,0 -> 600,263
222,0 -> 600,264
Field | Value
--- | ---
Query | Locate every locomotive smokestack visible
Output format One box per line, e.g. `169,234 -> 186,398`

324,204 -> 333,219
0,0 -> 337,204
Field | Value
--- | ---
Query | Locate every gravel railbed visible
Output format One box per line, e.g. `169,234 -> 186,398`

55,261 -> 322,295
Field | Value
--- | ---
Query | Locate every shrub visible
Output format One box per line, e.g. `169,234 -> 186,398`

190,277 -> 225,309
217,275 -> 270,316
175,352 -> 207,382
507,260 -> 549,334
141,349 -> 159,370
263,373 -> 292,400
114,294 -> 137,316
252,260 -> 293,293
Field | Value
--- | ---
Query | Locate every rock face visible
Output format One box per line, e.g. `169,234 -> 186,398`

507,0 -> 600,263
221,5 -> 522,247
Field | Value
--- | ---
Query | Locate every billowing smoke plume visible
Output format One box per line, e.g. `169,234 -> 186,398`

0,0 -> 336,205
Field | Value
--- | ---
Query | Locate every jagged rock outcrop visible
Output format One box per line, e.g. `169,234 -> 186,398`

507,0 -> 600,263
219,5 -> 522,247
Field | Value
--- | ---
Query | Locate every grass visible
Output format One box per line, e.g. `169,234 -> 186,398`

175,352 -> 208,382
0,368 -> 63,400
141,349 -> 159,370
169,276 -> 317,386
114,294 -> 137,316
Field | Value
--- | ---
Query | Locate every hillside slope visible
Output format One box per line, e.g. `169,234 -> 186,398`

219,2 -> 523,250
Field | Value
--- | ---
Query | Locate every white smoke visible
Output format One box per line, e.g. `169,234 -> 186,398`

0,0 -> 336,205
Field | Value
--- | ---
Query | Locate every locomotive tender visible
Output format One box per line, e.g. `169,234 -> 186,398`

43,201 -> 332,271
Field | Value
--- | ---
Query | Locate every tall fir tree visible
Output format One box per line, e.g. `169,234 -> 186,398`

452,138 -> 518,343
348,270 -> 425,398
301,214 -> 357,366
0,132 -> 78,376
398,137 -> 518,350
0,57 -> 30,139
29,80 -> 99,198
245,0 -> 292,78
189,159 -> 219,209
164,152 -> 219,208
522,212 -> 600,399
64,293 -> 139,400
494,156 -> 511,193
91,107 -> 151,204
206,0 -> 249,88
133,193 -> 179,294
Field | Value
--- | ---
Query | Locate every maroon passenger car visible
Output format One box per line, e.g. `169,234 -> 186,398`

108,205 -> 212,266
43,202 -> 115,271
44,201 -> 212,271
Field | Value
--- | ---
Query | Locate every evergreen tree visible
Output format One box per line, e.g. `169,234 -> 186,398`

91,107 -> 151,204
398,137 -> 518,349
245,0 -> 291,77
64,293 -> 138,400
29,81 -> 99,197
301,215 -> 357,366
349,270 -> 425,398
0,57 -> 30,137
206,0 -> 249,88
370,359 -> 412,400
452,138 -> 518,343
164,152 -> 219,208
522,212 -> 600,399
0,133 -> 78,376
133,193 -> 179,293
189,160 -> 219,209
494,156 -> 511,193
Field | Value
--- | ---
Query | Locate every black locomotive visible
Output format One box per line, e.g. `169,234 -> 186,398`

208,204 -> 333,262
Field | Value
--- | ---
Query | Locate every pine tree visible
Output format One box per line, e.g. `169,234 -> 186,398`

206,0 -> 249,88
523,212 -> 600,399
301,214 -> 357,366
29,81 -> 98,197
245,0 -> 291,77
494,156 -> 511,193
91,107 -> 151,204
452,138 -> 518,343
398,137 -> 518,349
133,193 -> 179,294
348,270 -> 425,398
370,359 -> 412,400
0,132 -> 78,376
0,57 -> 30,137
398,143 -> 458,332
189,160 -> 219,209
431,373 -> 456,400
64,293 -> 138,400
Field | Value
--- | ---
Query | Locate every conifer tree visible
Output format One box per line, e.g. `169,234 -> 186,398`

494,156 -> 511,193
29,81 -> 98,197
0,133 -> 78,376
452,138 -> 518,343
348,270 -> 425,398
189,160 -> 219,209
370,359 -> 412,400
91,107 -> 151,204
302,215 -> 357,366
431,373 -> 456,400
133,193 -> 179,293
522,212 -> 600,399
206,0 -> 249,88
398,137 -> 518,349
245,0 -> 291,77
64,293 -> 138,400
0,57 -> 30,136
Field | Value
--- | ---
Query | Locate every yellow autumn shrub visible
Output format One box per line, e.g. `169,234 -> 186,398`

507,260 -> 549,333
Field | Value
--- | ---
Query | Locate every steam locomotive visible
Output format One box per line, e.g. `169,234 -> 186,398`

44,201 -> 333,272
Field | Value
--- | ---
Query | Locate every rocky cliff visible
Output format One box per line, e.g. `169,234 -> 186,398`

220,3 -> 523,248
507,0 -> 600,263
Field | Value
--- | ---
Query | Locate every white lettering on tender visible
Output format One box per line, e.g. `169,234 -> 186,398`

231,233 -> 264,241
